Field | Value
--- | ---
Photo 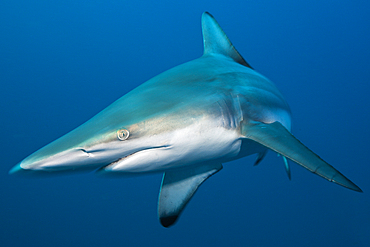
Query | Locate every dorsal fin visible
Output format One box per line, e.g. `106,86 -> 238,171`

201,12 -> 253,69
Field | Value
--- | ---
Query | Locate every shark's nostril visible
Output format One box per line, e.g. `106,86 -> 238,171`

79,148 -> 91,157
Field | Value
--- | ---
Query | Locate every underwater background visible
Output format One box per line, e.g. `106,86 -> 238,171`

1,0 -> 369,246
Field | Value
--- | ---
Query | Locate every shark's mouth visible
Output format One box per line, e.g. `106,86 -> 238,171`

101,145 -> 171,172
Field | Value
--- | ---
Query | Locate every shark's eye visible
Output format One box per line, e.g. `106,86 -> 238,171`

117,129 -> 130,141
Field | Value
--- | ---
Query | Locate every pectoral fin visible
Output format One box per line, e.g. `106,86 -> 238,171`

158,162 -> 222,227
242,121 -> 362,192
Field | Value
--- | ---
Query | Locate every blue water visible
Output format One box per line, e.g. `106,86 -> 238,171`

1,1 -> 369,246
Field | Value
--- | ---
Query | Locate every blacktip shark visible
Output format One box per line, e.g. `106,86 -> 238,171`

10,12 -> 362,227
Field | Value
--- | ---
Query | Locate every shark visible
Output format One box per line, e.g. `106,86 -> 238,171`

10,12 -> 362,227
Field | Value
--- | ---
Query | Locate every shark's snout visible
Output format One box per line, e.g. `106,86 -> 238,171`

10,148 -> 97,174
9,162 -> 24,174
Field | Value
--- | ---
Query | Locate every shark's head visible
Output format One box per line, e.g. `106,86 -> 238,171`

9,108 -> 180,174
10,122 -> 164,175
10,85 -> 243,175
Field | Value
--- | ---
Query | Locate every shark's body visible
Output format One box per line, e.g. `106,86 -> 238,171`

10,12 -> 361,227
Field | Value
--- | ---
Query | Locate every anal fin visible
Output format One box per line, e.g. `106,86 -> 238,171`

158,162 -> 222,227
254,150 -> 267,166
282,156 -> 291,180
